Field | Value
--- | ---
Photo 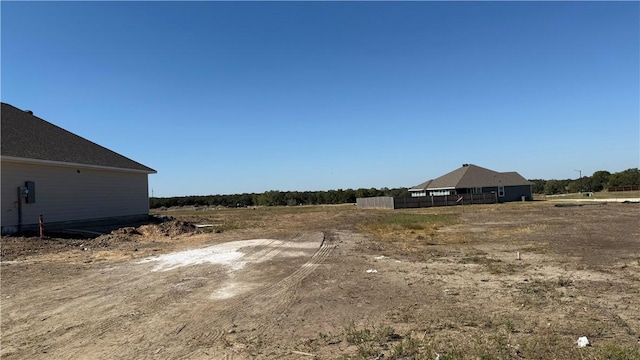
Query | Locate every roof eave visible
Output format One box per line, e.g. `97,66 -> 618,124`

1,155 -> 157,174
425,186 -> 456,191
438,183 -> 532,189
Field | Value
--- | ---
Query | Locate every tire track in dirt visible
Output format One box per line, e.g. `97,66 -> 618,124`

171,232 -> 334,359
14,233 -> 329,360
34,238 -> 287,360
97,233 -> 326,360
188,242 -> 326,343
63,237 -> 291,360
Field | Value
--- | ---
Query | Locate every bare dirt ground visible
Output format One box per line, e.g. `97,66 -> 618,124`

1,202 -> 639,359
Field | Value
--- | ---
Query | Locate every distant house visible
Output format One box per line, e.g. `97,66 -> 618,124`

408,164 -> 532,202
1,103 -> 156,234
407,179 -> 432,198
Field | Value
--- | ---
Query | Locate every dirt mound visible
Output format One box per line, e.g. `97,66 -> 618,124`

159,220 -> 196,237
0,221 -> 198,262
94,227 -> 140,245
137,220 -> 195,237
112,227 -> 142,236
92,221 -> 196,244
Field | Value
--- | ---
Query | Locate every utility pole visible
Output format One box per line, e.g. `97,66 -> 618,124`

574,169 -> 582,193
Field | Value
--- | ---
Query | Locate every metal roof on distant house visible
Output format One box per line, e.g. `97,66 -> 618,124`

413,164 -> 531,190
1,102 -> 156,173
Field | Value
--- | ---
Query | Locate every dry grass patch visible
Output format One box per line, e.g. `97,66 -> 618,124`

353,212 -> 461,261
491,223 -> 549,238
513,241 -> 550,253
358,212 -> 460,243
152,204 -> 365,234
458,256 -> 527,275
321,317 -> 640,360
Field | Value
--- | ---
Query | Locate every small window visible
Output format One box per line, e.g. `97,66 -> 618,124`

474,187 -> 482,194
498,186 -> 505,197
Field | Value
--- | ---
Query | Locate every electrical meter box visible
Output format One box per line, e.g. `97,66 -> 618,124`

25,181 -> 36,203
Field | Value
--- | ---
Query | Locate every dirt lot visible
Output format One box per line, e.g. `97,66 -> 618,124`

1,201 -> 639,359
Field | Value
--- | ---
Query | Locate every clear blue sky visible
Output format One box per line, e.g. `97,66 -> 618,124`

2,2 -> 638,197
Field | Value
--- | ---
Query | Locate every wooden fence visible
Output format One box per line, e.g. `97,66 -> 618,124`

356,193 -> 497,209
393,193 -> 497,209
608,185 -> 640,192
356,196 -> 395,209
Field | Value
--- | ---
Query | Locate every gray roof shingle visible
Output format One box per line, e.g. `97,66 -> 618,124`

414,164 -> 531,189
1,102 -> 156,173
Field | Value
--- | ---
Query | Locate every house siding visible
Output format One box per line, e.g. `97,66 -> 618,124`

1,160 -> 150,231
496,185 -> 532,202
456,185 -> 531,203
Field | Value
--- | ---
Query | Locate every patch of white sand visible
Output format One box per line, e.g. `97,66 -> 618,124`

137,238 -> 321,299
137,239 -> 319,272
137,239 -> 282,272
212,281 -> 255,300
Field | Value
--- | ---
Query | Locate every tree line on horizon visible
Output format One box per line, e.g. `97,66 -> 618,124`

149,168 -> 639,209
150,187 -> 409,209
529,168 -> 638,195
